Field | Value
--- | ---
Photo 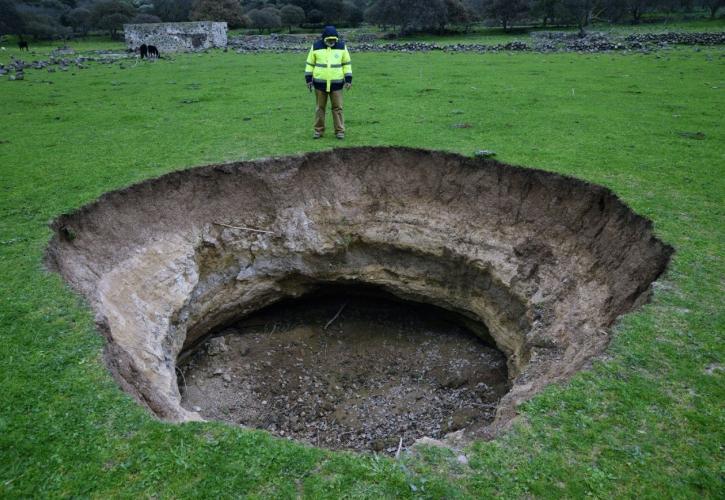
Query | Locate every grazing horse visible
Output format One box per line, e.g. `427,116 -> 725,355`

18,40 -> 29,51
139,43 -> 148,59
147,45 -> 159,58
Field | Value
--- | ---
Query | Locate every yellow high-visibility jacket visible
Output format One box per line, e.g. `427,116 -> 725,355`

305,39 -> 352,93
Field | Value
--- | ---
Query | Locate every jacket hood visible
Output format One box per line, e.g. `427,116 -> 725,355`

321,26 -> 339,39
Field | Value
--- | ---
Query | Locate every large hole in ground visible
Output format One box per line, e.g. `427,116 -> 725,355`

178,285 -> 509,452
45,147 -> 673,446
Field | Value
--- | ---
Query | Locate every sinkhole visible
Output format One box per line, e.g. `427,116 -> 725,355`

45,147 -> 673,448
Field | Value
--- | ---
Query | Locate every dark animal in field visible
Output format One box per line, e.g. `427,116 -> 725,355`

147,45 -> 159,58
18,40 -> 28,51
139,43 -> 148,59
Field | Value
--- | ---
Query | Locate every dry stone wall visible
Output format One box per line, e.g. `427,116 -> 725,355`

124,22 -> 227,52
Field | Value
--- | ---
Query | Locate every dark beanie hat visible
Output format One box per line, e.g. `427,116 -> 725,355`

322,26 -> 339,38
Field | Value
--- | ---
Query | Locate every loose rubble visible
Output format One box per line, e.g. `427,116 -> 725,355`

179,294 -> 509,453
1,50 -> 137,80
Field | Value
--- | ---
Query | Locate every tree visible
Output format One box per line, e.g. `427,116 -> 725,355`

699,0 -> 723,18
364,0 -> 446,32
132,0 -> 155,15
410,0 -> 448,31
247,7 -> 282,33
342,1 -> 364,26
0,0 -> 25,36
625,0 -> 656,23
476,0 -> 529,30
318,0 -> 344,23
16,0 -> 73,39
190,0 -> 246,28
280,3 -> 305,31
600,0 -> 627,22
91,0 -> 137,38
153,0 -> 193,21
445,0 -> 476,29
307,7 -> 324,22
364,0 -> 400,29
561,0 -> 599,33
130,13 -> 162,23
66,6 -> 92,35
530,0 -> 564,26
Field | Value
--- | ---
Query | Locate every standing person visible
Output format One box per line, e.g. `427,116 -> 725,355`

305,26 -> 352,139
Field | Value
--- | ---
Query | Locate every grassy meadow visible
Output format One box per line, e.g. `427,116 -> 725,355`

0,32 -> 723,497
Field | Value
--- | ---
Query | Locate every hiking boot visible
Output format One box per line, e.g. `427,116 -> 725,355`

313,131 -> 322,139
336,132 -> 345,140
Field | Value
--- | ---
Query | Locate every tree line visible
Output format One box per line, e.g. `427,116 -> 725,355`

0,0 -> 722,40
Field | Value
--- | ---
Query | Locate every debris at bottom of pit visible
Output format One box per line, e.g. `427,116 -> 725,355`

178,294 -> 510,454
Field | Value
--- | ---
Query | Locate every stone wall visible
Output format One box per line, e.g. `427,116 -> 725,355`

124,22 -> 227,53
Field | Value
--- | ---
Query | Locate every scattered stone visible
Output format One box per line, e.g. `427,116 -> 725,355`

474,150 -> 497,158
178,295 -> 509,454
704,363 -> 723,375
678,131 -> 706,140
207,336 -> 228,356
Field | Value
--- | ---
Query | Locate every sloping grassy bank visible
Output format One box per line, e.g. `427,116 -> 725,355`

0,46 -> 723,497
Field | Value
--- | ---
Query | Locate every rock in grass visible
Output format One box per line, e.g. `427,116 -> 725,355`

207,337 -> 228,356
474,150 -> 497,158
678,131 -> 706,140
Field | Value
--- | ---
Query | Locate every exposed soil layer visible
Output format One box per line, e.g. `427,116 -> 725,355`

179,291 -> 509,452
45,147 -> 673,442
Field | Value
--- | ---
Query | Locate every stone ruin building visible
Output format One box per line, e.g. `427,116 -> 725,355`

124,21 -> 227,53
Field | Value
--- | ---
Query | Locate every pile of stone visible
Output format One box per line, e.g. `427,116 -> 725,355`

625,31 -> 725,45
230,30 -> 724,55
532,31 -> 621,52
228,34 -> 314,52
531,30 -> 725,52
531,31 -> 583,40
232,39 -> 533,54
2,53 -> 133,80
349,33 -> 378,43
2,58 -> 27,80
51,45 -> 75,57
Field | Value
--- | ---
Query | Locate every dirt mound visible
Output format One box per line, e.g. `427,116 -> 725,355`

45,147 -> 672,444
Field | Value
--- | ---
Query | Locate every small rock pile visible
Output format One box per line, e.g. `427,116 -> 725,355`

2,52 -> 134,80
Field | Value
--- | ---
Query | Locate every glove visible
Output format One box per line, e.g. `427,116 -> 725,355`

344,82 -> 352,90
307,81 -> 313,92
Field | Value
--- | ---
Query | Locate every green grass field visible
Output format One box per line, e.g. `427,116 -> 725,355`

1,34 -> 723,497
